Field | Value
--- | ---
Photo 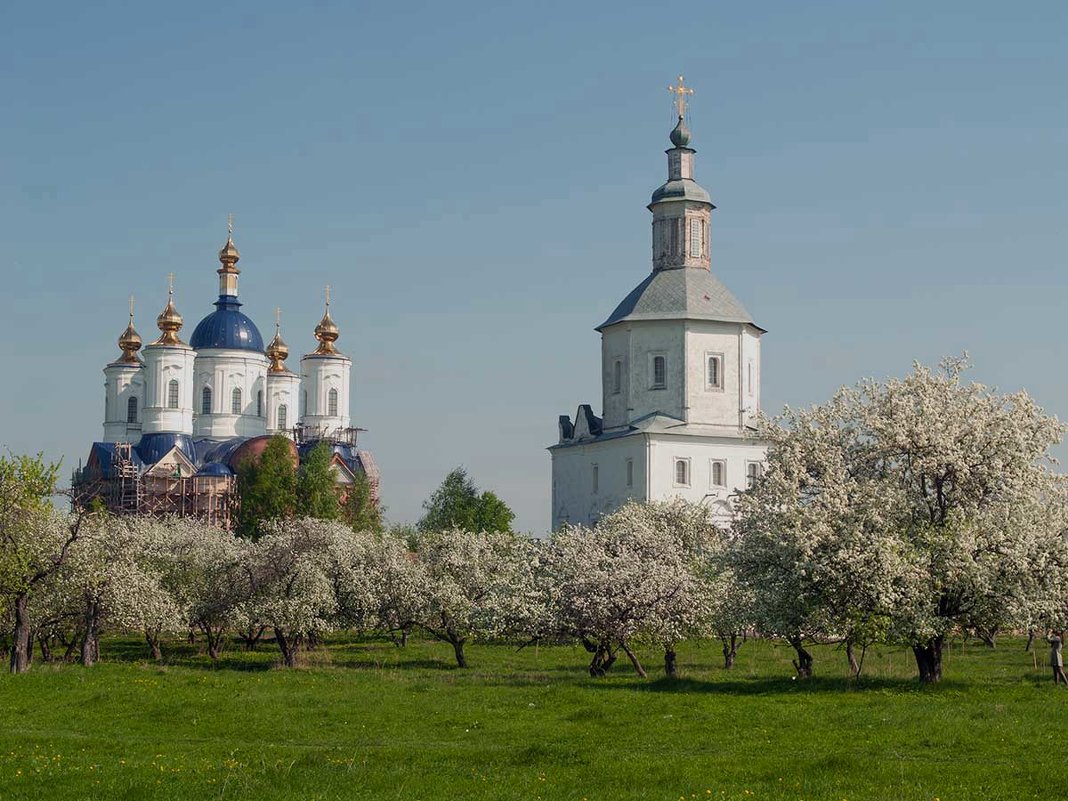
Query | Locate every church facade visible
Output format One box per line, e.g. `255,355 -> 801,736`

73,227 -> 378,527
550,95 -> 766,529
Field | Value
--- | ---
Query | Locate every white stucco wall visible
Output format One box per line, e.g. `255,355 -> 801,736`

192,350 -> 269,440
550,434 -> 648,530
140,343 -> 196,435
102,362 -> 143,443
266,371 -> 300,434
300,353 -> 352,434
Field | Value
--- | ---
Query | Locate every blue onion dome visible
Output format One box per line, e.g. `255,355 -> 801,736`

669,115 -> 692,148
190,300 -> 265,351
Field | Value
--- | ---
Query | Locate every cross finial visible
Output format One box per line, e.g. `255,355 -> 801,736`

128,294 -> 135,320
227,213 -> 233,238
167,272 -> 175,298
324,285 -> 331,308
275,306 -> 282,332
668,75 -> 694,119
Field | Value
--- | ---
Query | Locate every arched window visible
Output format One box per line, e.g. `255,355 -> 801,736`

708,356 -> 721,389
168,379 -> 179,409
126,396 -> 138,424
277,404 -> 287,430
201,386 -> 212,415
746,462 -> 762,488
256,390 -> 263,417
328,388 -> 339,417
231,387 -> 242,415
711,460 -> 725,487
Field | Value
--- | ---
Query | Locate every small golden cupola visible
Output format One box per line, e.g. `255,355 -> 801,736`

266,308 -> 291,372
217,214 -> 241,297
154,274 -> 185,345
117,296 -> 143,362
312,286 -> 341,355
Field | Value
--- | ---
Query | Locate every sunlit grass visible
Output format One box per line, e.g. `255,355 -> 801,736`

0,635 -> 1062,800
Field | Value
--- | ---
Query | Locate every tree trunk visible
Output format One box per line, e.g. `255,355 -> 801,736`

203,627 -> 223,660
9,593 -> 31,674
274,628 -> 300,668
587,638 -> 617,677
912,635 -> 944,683
976,627 -> 997,649
1025,629 -> 1036,652
238,625 -> 266,651
720,633 -> 742,669
451,637 -> 467,668
846,640 -> 860,677
664,646 -> 678,678
38,635 -> 53,663
81,597 -> 101,667
620,641 -> 648,678
145,630 -> 162,662
788,635 -> 813,678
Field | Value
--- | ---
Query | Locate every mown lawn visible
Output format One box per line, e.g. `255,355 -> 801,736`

0,634 -> 1061,801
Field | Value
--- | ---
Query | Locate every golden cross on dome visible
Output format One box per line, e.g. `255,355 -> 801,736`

227,213 -> 234,237
275,306 -> 282,331
324,285 -> 332,308
128,294 -> 135,318
668,75 -> 694,118
167,272 -> 175,297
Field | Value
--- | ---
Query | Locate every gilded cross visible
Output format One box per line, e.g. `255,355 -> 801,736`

227,213 -> 234,237
128,295 -> 135,319
668,75 -> 694,118
167,272 -> 175,297
275,306 -> 282,332
324,285 -> 332,308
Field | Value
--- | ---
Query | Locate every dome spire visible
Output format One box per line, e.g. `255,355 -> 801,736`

667,75 -> 694,147
117,294 -> 143,362
217,213 -> 241,297
154,273 -> 186,345
312,285 -> 341,355
266,306 -> 291,372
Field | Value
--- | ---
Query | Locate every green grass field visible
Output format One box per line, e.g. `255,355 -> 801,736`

0,635 -> 1062,801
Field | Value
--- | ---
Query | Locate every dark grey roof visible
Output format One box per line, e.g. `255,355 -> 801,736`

597,267 -> 763,332
650,179 -> 711,205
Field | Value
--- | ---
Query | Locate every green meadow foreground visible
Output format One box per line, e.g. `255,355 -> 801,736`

0,637 -> 1061,801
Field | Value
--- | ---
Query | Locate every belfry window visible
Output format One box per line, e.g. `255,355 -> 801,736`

328,388 -> 339,417
652,355 -> 666,389
201,386 -> 212,415
168,379 -> 179,409
126,396 -> 138,424
231,387 -> 242,415
689,218 -> 702,258
277,404 -> 288,430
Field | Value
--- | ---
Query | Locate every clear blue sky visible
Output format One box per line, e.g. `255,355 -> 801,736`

2,1 -> 1067,532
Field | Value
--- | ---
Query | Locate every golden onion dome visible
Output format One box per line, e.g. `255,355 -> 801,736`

117,313 -> 143,363
313,308 -> 340,355
154,282 -> 185,346
266,320 -> 290,373
218,232 -> 240,267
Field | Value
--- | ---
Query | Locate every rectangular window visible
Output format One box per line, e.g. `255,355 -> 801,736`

689,218 -> 701,257
612,359 -> 622,395
652,355 -> 666,389
592,463 -> 599,494
168,380 -> 179,409
710,460 -> 726,487
674,458 -> 690,487
626,458 -> 634,488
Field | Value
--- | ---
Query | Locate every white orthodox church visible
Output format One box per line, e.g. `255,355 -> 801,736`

75,226 -> 377,526
550,84 -> 766,529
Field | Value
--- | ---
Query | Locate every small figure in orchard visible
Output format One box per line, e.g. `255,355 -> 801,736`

1048,632 -> 1067,685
